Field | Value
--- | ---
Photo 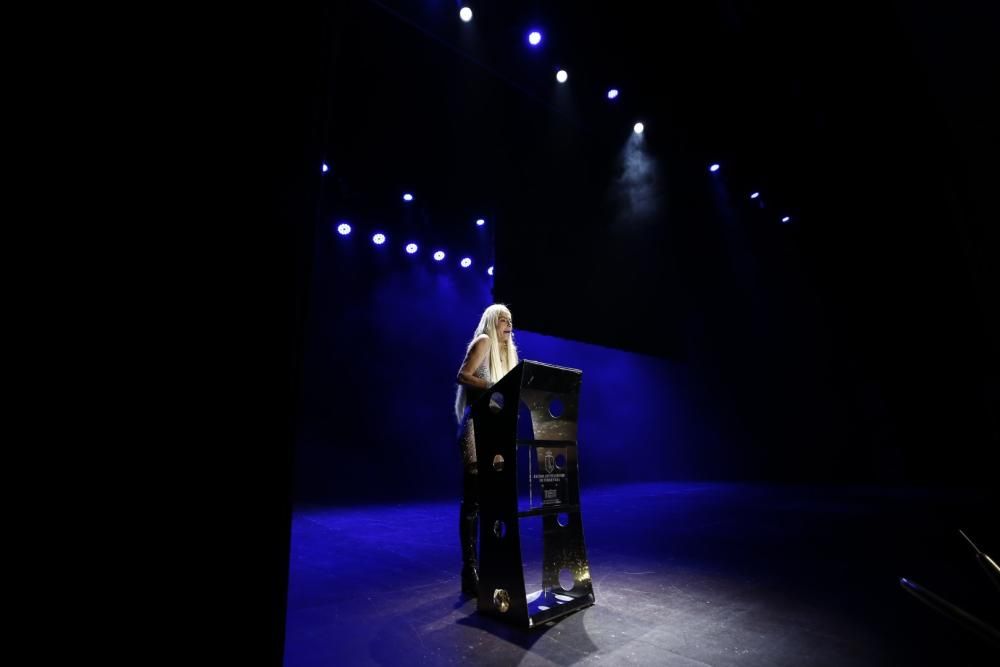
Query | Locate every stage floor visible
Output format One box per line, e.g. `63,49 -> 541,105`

284,482 -> 998,666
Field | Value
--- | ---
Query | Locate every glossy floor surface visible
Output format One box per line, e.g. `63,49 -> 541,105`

285,482 -> 999,666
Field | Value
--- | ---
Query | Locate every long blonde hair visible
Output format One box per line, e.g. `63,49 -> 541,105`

454,304 -> 520,423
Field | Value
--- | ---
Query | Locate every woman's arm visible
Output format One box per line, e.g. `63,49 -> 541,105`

456,335 -> 491,390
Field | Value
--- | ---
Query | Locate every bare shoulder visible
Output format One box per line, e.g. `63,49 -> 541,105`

467,334 -> 490,357
459,334 -> 491,376
469,334 -> 490,364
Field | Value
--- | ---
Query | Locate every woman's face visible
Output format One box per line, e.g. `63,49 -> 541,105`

495,314 -> 513,342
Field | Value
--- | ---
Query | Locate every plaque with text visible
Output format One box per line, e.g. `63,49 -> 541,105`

535,447 -> 568,507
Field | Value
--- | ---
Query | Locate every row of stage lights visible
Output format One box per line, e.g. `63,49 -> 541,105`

460,7 -> 637,130
459,8 -> 637,136
333,211 -> 494,276
322,162 -> 492,272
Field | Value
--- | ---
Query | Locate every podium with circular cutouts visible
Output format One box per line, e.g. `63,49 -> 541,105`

470,359 -> 595,628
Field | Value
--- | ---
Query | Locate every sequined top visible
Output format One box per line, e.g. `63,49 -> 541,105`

458,357 -> 490,469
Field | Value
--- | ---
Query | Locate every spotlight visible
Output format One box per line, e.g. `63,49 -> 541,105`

402,193 -> 414,202
488,266 -> 494,276
405,243 -> 418,254
321,163 -> 329,173
781,216 -> 791,223
750,192 -> 760,199
461,257 -> 472,268
459,7 -> 472,22
476,218 -> 485,226
528,31 -> 542,46
709,163 -> 720,172
633,122 -> 644,134
607,89 -> 619,99
556,69 -> 568,83
337,223 -> 351,236
433,251 -> 445,261
372,233 -> 386,245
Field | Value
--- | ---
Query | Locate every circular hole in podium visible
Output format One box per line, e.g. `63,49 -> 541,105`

492,454 -> 504,472
558,569 -> 575,592
556,513 -> 570,527
554,453 -> 567,469
548,396 -> 564,418
493,520 -> 506,539
493,588 -> 511,613
489,392 -> 505,414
